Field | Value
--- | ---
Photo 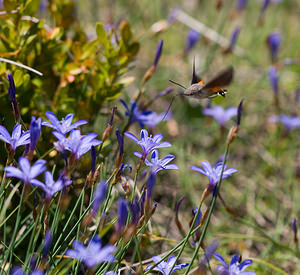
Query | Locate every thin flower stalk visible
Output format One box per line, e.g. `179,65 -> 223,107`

2,184 -> 25,269
183,145 -> 230,275
143,221 -> 204,274
167,199 -> 204,275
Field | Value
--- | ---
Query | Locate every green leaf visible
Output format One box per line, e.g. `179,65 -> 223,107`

23,0 -> 41,16
128,42 -> 140,56
96,22 -> 109,49
120,21 -> 133,45
13,70 -> 23,87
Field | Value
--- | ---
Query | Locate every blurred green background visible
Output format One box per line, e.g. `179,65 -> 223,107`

1,0 -> 300,273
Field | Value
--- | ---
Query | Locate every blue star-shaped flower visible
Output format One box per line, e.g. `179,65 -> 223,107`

203,106 -> 237,126
66,235 -> 116,269
214,253 -> 256,275
134,150 -> 178,174
145,256 -> 188,275
33,171 -> 72,199
42,111 -> 87,135
191,161 -> 237,189
5,157 -> 46,186
53,129 -> 101,160
125,129 -> 171,158
0,124 -> 30,151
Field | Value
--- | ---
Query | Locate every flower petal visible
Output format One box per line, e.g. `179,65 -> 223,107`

124,132 -> 139,143
213,253 -> 227,268
0,125 -> 11,143
5,166 -> 24,180
30,160 -> 47,178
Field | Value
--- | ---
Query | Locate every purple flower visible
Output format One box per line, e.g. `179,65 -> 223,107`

228,27 -> 240,52
7,73 -> 16,103
267,32 -> 282,62
30,116 -> 42,152
258,0 -> 281,21
121,99 -> 171,129
120,99 -> 153,128
116,129 -> 124,157
53,129 -> 102,160
42,111 -> 87,135
145,256 -> 189,275
130,197 -> 141,225
66,235 -> 116,269
33,171 -> 72,198
7,73 -> 20,123
125,129 -> 171,158
200,240 -> 219,266
269,115 -> 300,131
259,0 -> 271,18
213,253 -> 256,275
43,230 -> 52,258
143,111 -> 171,128
146,172 -> 156,199
134,150 -> 178,174
203,106 -> 238,126
5,157 -> 46,186
154,39 -> 163,67
0,124 -> 30,151
185,29 -> 200,53
191,161 -> 237,190
291,218 -> 297,237
236,0 -> 248,11
117,198 -> 128,232
91,181 -> 107,216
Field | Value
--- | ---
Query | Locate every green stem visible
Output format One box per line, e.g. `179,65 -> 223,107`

3,184 -> 25,272
143,221 -> 204,274
51,189 -> 85,254
167,196 -> 205,275
183,145 -> 230,274
73,188 -> 85,274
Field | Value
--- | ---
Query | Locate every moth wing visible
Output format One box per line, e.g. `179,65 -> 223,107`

191,57 -> 203,85
202,66 -> 234,93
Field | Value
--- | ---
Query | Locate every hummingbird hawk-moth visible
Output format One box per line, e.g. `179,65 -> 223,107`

169,59 -> 234,99
161,60 -> 234,121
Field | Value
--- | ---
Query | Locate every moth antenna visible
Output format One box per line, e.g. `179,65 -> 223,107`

160,94 -> 179,123
169,79 -> 187,90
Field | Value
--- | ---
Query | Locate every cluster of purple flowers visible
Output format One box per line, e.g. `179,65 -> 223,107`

43,111 -> 101,160
1,111 -> 103,199
125,129 -> 178,200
